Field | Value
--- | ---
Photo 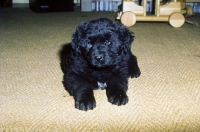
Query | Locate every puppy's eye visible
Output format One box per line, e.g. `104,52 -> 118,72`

104,40 -> 111,45
90,40 -> 95,45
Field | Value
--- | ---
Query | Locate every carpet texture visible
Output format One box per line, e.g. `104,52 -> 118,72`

0,7 -> 200,131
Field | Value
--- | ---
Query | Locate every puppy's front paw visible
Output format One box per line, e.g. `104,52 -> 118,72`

130,67 -> 141,78
107,90 -> 129,106
75,94 -> 96,111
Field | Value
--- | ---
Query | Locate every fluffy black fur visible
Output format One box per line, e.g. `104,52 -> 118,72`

62,18 -> 141,111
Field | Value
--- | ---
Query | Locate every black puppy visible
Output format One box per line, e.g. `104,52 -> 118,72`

62,18 -> 140,111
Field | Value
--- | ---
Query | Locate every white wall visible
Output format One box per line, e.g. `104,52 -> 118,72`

13,0 -> 29,3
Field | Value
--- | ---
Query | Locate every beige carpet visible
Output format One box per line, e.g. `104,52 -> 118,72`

0,7 -> 200,131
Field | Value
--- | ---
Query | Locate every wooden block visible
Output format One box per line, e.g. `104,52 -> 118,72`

123,1 -> 143,15
160,2 -> 181,15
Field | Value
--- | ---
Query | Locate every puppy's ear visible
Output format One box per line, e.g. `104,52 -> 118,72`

71,21 -> 90,55
116,24 -> 134,54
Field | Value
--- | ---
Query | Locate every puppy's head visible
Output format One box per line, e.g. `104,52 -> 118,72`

71,18 -> 134,68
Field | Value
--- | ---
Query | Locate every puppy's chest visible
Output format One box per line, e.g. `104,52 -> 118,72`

97,81 -> 107,90
94,71 -> 111,90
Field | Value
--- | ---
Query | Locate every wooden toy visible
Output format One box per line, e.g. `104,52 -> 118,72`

117,0 -> 185,27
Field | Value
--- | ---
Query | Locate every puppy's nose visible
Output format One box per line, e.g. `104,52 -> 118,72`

94,55 -> 103,61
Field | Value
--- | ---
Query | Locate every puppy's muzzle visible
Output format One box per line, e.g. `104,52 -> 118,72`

89,46 -> 111,67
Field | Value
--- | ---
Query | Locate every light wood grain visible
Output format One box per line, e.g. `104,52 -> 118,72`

169,12 -> 185,27
121,11 -> 136,27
